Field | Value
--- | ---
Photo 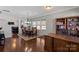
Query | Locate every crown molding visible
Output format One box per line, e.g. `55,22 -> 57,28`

29,6 -> 79,19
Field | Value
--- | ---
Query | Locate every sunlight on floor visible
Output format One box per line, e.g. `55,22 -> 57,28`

25,47 -> 32,52
12,38 -> 16,49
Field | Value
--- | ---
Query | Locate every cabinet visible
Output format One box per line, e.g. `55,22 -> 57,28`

44,36 -> 69,52
44,36 -> 54,51
44,35 -> 79,52
56,16 -> 79,37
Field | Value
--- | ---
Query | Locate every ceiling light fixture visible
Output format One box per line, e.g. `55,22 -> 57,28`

43,2 -> 52,10
44,6 -> 52,10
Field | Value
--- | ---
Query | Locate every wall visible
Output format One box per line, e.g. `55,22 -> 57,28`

50,7 -> 79,34
30,15 -> 56,35
0,14 -> 19,38
30,7 -> 79,35
1,7 -> 79,38
53,7 -> 79,18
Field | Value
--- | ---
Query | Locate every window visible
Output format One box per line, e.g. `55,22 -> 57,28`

41,21 -> 46,30
41,26 -> 46,30
36,21 -> 41,30
32,21 -> 36,27
32,20 -> 46,30
37,26 -> 41,30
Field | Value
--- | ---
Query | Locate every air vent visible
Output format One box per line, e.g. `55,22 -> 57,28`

2,10 -> 10,12
0,11 -> 2,14
0,9 -> 10,14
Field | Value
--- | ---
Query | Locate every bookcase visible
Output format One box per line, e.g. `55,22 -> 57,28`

56,16 -> 79,37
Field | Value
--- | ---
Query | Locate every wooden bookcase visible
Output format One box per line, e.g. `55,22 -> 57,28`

56,16 -> 79,36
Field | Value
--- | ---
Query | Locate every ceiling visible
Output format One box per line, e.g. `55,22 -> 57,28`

0,6 -> 78,18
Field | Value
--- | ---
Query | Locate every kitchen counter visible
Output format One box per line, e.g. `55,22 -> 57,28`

44,33 -> 79,52
46,33 -> 79,44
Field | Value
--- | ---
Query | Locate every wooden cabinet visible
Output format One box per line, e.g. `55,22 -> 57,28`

56,16 -> 79,37
44,34 -> 79,52
54,39 -> 69,52
44,36 -> 54,52
44,36 -> 69,52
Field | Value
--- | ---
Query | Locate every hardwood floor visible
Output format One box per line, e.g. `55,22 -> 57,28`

1,34 -> 78,52
1,34 -> 45,52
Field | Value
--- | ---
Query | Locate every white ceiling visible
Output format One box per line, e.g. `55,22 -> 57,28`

0,6 -> 78,18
